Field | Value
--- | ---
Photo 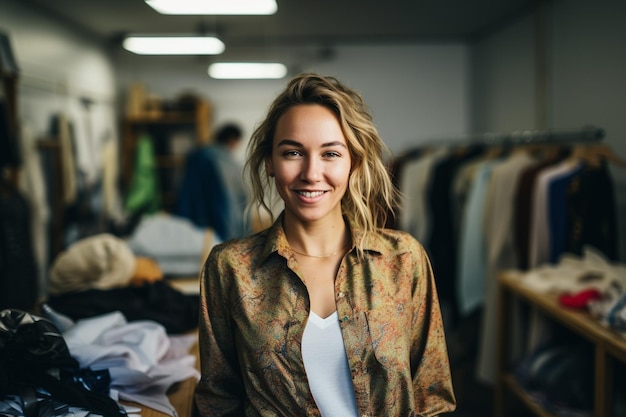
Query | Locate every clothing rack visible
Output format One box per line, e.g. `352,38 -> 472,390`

414,125 -> 605,151
470,125 -> 604,145
19,72 -> 114,105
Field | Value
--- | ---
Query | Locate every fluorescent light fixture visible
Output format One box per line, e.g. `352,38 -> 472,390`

145,0 -> 277,15
123,36 -> 225,55
208,63 -> 288,79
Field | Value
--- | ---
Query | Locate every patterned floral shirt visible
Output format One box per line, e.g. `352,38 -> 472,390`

195,214 -> 456,416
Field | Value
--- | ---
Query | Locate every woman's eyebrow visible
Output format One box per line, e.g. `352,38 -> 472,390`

276,139 -> 302,147
276,139 -> 346,148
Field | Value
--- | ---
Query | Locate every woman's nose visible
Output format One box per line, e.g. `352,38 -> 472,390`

300,157 -> 321,182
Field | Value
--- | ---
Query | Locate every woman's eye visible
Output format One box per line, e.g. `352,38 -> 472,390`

283,150 -> 302,158
324,151 -> 341,158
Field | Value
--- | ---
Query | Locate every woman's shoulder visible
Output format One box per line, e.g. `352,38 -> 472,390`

211,229 -> 269,256
207,229 -> 272,266
374,227 -> 424,248
361,227 -> 428,259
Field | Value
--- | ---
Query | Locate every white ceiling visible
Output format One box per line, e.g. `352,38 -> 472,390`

20,0 -> 536,64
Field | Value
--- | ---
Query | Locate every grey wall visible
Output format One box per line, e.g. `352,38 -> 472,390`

471,0 -> 626,261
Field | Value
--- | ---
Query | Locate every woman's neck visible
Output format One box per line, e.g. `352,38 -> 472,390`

282,212 -> 349,256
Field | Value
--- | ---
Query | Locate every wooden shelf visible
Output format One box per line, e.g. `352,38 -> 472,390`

125,113 -> 198,125
155,155 -> 185,167
499,273 -> 626,363
496,272 -> 624,417
121,98 -> 213,212
502,374 -> 556,417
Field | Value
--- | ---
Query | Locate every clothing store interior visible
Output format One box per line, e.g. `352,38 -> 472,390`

1,0 -> 626,416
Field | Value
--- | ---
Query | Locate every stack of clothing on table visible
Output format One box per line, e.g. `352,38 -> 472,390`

45,233 -> 200,334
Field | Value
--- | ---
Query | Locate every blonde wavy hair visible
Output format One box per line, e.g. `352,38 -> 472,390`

244,73 -> 398,249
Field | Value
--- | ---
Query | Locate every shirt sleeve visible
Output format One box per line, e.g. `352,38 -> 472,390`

410,240 -> 457,415
195,247 -> 246,416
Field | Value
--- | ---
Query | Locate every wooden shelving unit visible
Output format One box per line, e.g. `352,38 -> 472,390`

121,98 -> 212,211
496,272 -> 626,417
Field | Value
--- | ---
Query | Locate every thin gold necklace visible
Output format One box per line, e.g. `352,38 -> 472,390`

291,244 -> 349,259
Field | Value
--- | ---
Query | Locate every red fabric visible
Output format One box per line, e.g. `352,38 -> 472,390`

558,288 -> 602,309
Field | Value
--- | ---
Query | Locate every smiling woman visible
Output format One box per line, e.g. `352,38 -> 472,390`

268,104 -> 352,228
194,73 -> 456,417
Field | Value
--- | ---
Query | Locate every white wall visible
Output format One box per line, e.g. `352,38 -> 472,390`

114,43 -> 470,159
308,44 -> 469,154
1,1 -> 119,182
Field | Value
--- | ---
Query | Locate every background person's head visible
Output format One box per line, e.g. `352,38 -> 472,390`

215,123 -> 243,152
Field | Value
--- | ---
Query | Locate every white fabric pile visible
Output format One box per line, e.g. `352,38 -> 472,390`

59,310 -> 200,417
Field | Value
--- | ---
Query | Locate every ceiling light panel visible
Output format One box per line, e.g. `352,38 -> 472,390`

123,36 -> 225,55
208,63 -> 288,79
145,0 -> 278,15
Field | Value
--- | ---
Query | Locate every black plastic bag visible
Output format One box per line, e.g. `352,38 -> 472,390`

0,309 -> 126,417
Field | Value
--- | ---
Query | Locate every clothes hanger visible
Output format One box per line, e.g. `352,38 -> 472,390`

589,143 -> 626,169
518,142 -> 568,162
564,143 -> 626,169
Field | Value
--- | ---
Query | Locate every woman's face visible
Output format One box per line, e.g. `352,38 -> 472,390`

267,104 -> 352,225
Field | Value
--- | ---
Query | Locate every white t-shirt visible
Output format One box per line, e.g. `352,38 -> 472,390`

301,311 -> 359,417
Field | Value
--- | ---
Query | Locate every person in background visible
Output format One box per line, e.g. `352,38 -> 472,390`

175,122 -> 249,242
194,73 -> 456,416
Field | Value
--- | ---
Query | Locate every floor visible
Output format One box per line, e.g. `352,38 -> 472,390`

445,308 -> 534,417
449,363 -> 494,416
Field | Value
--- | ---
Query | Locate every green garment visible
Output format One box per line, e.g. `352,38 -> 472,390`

125,133 -> 160,214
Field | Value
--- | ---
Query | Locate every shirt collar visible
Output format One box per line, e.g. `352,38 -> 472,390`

258,211 -> 390,265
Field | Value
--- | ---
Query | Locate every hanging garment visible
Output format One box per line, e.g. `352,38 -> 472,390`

175,145 -> 247,241
17,122 -> 50,299
476,151 -> 537,384
456,160 -> 499,316
0,181 -> 39,311
49,113 -> 78,206
547,163 -> 584,263
0,98 -> 20,171
102,135 -> 125,225
426,145 -> 483,326
565,162 -> 618,260
125,133 -> 161,216
398,147 -> 449,243
514,158 -> 563,270
528,160 -> 580,268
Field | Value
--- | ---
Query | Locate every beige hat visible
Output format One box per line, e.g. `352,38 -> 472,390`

48,234 -> 136,295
